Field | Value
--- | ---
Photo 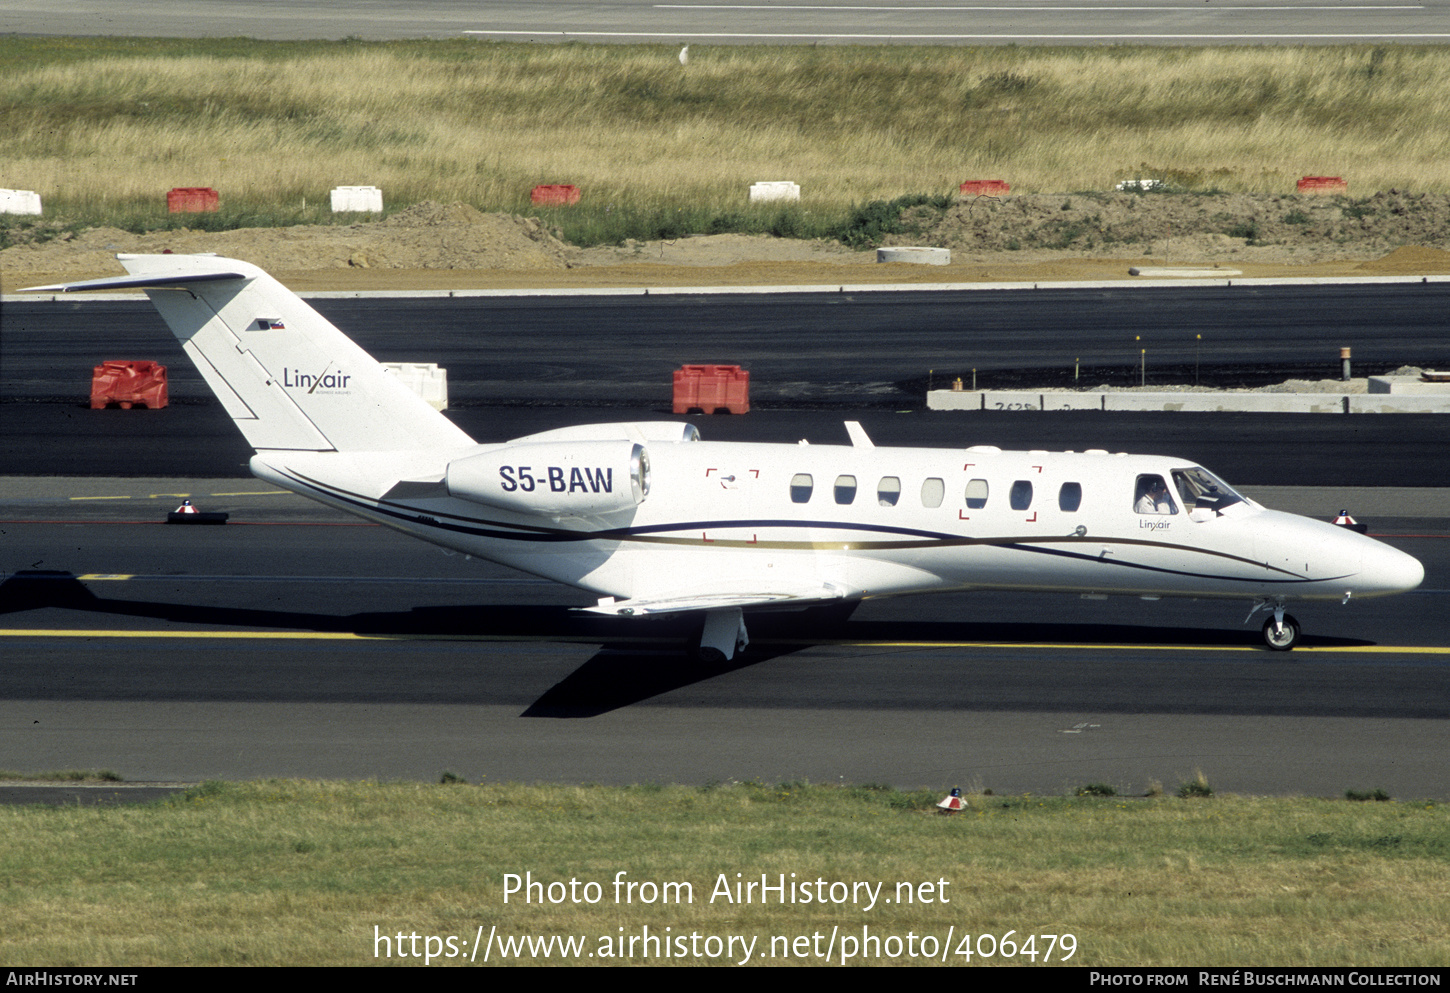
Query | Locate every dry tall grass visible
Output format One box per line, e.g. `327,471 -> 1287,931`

4,39 -> 1450,226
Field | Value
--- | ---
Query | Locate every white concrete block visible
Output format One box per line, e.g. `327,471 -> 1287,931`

877,247 -> 950,265
1105,393 -> 1346,414
0,189 -> 42,215
382,362 -> 448,410
929,390 -> 1102,411
1350,395 -> 1450,414
1128,266 -> 1240,278
1367,376 -> 1450,395
1040,392 -> 1105,411
980,392 -> 1043,411
928,390 -> 1450,415
330,185 -> 384,212
926,389 -> 980,410
749,181 -> 800,202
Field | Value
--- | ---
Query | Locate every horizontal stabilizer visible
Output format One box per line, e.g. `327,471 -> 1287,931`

22,270 -> 247,293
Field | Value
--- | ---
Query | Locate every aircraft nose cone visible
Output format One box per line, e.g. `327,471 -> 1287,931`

1360,542 -> 1424,595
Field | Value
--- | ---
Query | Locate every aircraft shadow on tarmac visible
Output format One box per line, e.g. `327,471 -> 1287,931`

2,570 -> 1391,718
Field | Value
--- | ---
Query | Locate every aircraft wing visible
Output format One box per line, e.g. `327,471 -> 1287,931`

582,586 -> 847,616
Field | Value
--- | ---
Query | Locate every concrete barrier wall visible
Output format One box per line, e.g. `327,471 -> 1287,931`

1349,395 -> 1450,414
927,390 -> 1450,414
1368,376 -> 1450,395
1105,393 -> 1346,414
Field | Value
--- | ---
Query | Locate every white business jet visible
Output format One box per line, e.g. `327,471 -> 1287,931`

26,255 -> 1423,658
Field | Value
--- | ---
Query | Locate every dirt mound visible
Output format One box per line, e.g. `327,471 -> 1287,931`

575,232 -> 875,267
5,193 -> 1450,288
1354,245 -> 1450,274
379,200 -> 495,228
889,191 -> 1450,265
1,201 -> 579,276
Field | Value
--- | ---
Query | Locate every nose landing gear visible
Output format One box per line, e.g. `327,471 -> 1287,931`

1248,600 -> 1301,651
1261,612 -> 1301,651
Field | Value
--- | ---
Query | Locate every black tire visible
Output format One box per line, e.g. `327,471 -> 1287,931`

1262,614 -> 1301,651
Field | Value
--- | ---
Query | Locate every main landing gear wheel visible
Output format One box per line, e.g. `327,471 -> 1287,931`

696,607 -> 749,663
1262,614 -> 1301,651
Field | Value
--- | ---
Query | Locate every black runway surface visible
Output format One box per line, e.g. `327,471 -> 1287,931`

2,503 -> 1445,794
3,284 -> 1446,792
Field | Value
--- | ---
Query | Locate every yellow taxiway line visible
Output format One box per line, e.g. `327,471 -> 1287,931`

1,629 -> 1447,654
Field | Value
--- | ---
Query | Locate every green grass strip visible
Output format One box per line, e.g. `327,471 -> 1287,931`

0,780 -> 1445,965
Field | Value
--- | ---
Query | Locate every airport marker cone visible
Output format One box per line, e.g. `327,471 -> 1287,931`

937,787 -> 966,814
1333,510 -> 1368,533
167,499 -> 228,525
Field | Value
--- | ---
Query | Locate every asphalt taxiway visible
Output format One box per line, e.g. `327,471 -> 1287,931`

3,0 -> 1447,45
2,475 -> 1445,796
4,284 -> 1446,795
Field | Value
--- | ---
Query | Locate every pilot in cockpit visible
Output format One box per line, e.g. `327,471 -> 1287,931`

1134,475 -> 1176,515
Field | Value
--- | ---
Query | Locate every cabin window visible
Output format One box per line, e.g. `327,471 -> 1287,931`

920,477 -> 944,508
877,477 -> 901,506
1134,474 -> 1178,515
965,478 -> 989,509
834,475 -> 858,505
1059,482 -> 1082,512
790,473 -> 814,504
1009,480 -> 1033,511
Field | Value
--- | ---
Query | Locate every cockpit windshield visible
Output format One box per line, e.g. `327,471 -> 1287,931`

1172,466 -> 1246,516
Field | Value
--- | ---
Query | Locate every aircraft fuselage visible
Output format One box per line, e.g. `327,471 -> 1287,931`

251,440 -> 1423,610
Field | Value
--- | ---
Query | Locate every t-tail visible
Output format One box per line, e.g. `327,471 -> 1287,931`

25,254 -> 472,453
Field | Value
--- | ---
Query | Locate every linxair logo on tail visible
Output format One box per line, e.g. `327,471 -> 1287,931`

282,364 -> 352,395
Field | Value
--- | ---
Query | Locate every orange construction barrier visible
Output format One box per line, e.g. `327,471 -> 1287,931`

531,184 -> 581,206
167,187 -> 219,212
1297,176 -> 1348,194
673,364 -> 749,415
90,360 -> 168,409
960,180 -> 1010,196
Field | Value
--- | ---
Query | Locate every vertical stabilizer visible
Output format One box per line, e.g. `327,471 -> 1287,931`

28,255 -> 473,453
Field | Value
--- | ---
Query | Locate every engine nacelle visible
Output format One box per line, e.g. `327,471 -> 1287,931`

507,421 -> 700,445
446,440 -> 649,516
